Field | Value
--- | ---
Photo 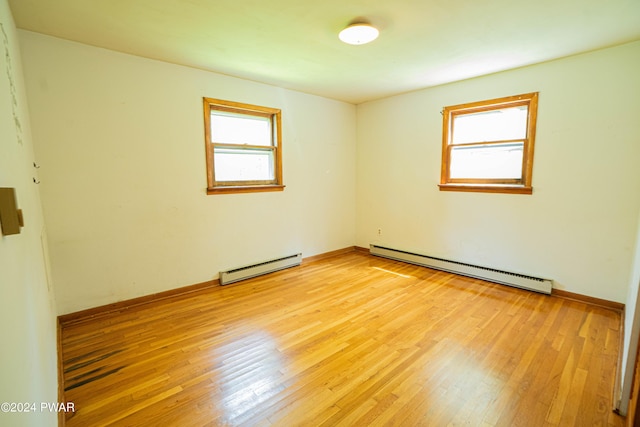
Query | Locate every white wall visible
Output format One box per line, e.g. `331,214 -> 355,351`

356,41 -> 640,303
19,31 -> 357,315
0,2 -> 58,426
619,209 -> 640,414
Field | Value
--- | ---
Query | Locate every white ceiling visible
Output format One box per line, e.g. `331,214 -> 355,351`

8,0 -> 640,104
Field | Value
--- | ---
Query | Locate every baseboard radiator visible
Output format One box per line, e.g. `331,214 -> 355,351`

219,253 -> 302,286
370,245 -> 552,294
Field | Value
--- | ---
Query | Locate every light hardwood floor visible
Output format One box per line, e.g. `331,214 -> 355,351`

60,251 -> 625,426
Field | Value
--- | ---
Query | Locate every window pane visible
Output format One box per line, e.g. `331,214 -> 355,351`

211,112 -> 271,146
450,142 -> 523,179
452,105 -> 528,144
214,147 -> 274,182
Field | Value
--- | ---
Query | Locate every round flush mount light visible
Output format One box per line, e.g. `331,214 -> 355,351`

338,22 -> 379,45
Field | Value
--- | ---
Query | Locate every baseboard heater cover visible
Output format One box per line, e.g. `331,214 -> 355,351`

219,253 -> 302,286
370,245 -> 552,294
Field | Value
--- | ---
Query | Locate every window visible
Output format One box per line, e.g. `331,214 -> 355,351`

439,92 -> 539,194
203,98 -> 284,194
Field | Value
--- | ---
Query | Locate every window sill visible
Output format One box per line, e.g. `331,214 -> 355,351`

438,184 -> 532,195
207,184 -> 285,195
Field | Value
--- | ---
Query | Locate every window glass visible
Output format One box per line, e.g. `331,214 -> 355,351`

452,106 -> 528,144
210,112 -> 271,146
449,143 -> 524,179
213,147 -> 274,182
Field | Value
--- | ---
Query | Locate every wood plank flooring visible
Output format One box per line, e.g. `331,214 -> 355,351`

60,251 -> 625,426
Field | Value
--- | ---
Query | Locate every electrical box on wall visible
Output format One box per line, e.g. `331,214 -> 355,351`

0,188 -> 24,236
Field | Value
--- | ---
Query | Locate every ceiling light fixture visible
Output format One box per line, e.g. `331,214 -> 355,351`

338,21 -> 379,45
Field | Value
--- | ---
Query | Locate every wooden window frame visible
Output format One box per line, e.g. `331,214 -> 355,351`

203,98 -> 284,195
439,92 -> 539,195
